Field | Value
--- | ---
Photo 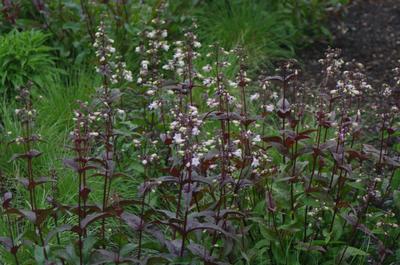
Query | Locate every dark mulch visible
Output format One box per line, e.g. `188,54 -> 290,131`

300,0 -> 400,89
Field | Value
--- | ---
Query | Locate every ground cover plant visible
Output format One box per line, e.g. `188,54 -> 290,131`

0,1 -> 399,265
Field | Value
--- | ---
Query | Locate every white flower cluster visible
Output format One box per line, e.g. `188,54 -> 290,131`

393,67 -> 400,87
162,30 -> 201,78
141,152 -> 160,166
69,105 -> 100,143
335,79 -> 361,96
135,16 -> 170,86
168,104 -> 205,169
333,68 -> 371,97
93,22 -> 132,84
170,105 -> 202,146
113,58 -> 133,83
319,48 -> 344,78
382,84 -> 392,97
93,22 -> 115,77
14,87 -> 37,124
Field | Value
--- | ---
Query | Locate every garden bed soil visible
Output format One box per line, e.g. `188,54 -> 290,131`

301,0 -> 400,93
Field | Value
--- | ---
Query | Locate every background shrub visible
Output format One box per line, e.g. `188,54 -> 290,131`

0,30 -> 57,96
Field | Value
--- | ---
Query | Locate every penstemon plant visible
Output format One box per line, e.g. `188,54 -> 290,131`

1,10 -> 399,265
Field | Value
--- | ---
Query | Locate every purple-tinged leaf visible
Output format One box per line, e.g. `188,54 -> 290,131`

119,256 -> 140,263
158,210 -> 178,219
346,150 -> 368,162
183,183 -> 193,211
191,175 -> 213,185
266,190 -> 276,213
188,210 -> 214,220
384,156 -> 400,167
105,199 -> 143,213
81,212 -> 113,229
44,224 -> 72,245
106,159 -> 115,175
319,140 -> 336,151
0,236 -> 13,251
277,98 -> 291,117
140,255 -> 170,265
299,129 -> 317,136
35,208 -> 54,225
72,212 -> 113,235
262,136 -> 282,144
363,144 -> 380,158
138,180 -> 161,197
338,164 -> 352,175
2,192 -> 12,209
187,221 -> 234,238
111,172 -> 128,179
69,204 -> 101,216
331,151 -> 344,164
342,214 -> 376,239
165,239 -> 182,257
90,249 -> 119,264
145,226 -> 167,246
9,149 -> 42,161
219,209 -> 246,219
120,212 -> 144,231
262,75 -> 284,83
17,177 -> 55,190
294,134 -> 311,142
187,242 -> 214,262
63,158 -> 79,172
6,209 -> 37,223
235,179 -> 252,189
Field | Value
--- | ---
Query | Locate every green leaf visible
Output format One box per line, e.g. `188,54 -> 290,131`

260,224 -> 277,241
62,22 -> 81,32
396,248 -> 400,262
82,236 -> 97,257
345,246 -> 369,256
128,161 -> 145,174
278,219 -> 302,233
253,239 -> 269,250
120,243 -> 136,257
34,246 -> 46,264
391,169 -> 400,190
320,25 -> 331,38
254,200 -> 265,215
271,243 -> 286,265
346,181 -> 366,191
394,190 -> 400,210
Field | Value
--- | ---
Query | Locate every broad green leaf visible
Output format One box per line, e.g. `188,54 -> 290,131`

391,169 -> 400,190
345,246 -> 369,256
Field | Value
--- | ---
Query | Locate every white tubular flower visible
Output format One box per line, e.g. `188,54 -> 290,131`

233,149 -> 242,158
148,101 -> 161,110
193,41 -> 201,48
192,127 -> 200,135
253,134 -> 261,142
162,43 -> 170,51
250,93 -> 260,101
251,157 -> 260,168
173,133 -> 185,144
202,64 -> 212,72
192,156 -> 200,167
266,104 -> 275,112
